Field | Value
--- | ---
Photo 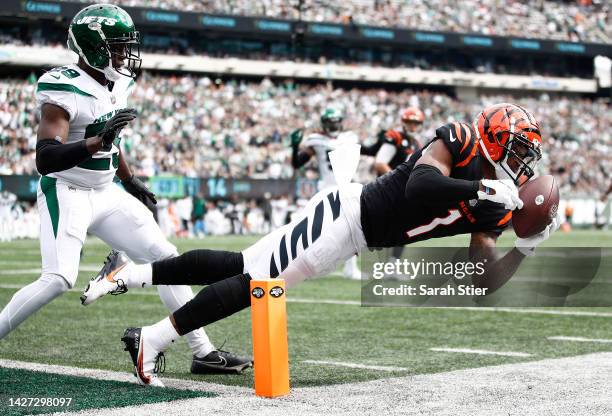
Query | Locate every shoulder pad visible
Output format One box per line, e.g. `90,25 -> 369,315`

384,129 -> 402,146
435,122 -> 479,168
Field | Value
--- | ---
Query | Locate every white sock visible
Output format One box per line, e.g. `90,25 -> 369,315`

126,264 -> 153,289
145,317 -> 179,352
157,285 -> 215,357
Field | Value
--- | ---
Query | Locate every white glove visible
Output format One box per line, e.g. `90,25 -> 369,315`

515,211 -> 562,256
477,179 -> 524,211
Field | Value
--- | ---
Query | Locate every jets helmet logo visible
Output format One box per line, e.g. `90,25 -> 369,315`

251,287 -> 265,299
270,286 -> 284,298
76,16 -> 117,26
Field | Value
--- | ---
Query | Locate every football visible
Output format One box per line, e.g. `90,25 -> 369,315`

513,175 -> 560,238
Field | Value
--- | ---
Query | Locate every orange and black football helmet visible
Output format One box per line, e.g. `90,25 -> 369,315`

474,103 -> 542,185
400,107 -> 424,134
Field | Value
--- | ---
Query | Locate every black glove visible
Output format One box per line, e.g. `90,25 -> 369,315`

100,108 -> 138,150
289,128 -> 303,148
122,175 -> 157,206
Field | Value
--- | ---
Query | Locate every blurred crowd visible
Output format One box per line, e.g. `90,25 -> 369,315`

0,73 -> 609,197
58,0 -> 610,43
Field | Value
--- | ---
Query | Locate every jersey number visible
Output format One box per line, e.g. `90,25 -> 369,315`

406,209 -> 461,238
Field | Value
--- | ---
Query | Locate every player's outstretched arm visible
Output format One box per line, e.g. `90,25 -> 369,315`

405,139 -> 480,205
468,231 -> 527,294
405,139 -> 522,210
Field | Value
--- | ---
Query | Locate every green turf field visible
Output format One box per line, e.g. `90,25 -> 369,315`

0,231 -> 611,413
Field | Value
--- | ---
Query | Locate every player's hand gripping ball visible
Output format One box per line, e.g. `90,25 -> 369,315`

512,175 -> 560,238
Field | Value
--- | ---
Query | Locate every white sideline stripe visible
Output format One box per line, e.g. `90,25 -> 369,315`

430,347 -> 533,357
0,359 -> 249,395
0,283 -> 611,318
302,360 -> 408,372
548,336 -> 612,344
450,307 -> 612,318
0,265 -> 99,275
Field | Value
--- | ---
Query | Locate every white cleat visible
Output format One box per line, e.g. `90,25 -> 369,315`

81,250 -> 131,306
122,327 -> 166,387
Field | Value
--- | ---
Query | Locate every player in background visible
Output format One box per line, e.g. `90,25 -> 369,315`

0,190 -> 17,242
290,107 -> 361,279
85,103 -> 561,387
361,107 -> 424,267
0,4 -> 251,375
361,107 -> 424,176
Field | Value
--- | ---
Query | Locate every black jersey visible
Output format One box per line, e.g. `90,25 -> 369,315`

382,129 -> 422,170
360,122 -> 512,247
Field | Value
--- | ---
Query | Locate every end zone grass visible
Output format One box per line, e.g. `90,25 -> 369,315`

0,231 -> 611,395
0,367 -> 213,415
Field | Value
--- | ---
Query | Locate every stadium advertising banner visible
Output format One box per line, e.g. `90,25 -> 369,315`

3,0 -> 609,57
0,175 -> 295,200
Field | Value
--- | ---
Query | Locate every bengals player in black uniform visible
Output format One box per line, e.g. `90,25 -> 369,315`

361,107 -> 425,263
361,107 -> 424,176
83,103 -> 561,386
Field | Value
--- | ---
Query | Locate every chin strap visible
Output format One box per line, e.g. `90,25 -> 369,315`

473,120 -> 516,183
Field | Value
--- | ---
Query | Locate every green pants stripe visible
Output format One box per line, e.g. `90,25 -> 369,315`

40,176 -> 60,238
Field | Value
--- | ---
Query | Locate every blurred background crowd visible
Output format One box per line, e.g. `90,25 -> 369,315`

0,0 -> 609,240
57,0 -> 610,43
0,73 -> 609,195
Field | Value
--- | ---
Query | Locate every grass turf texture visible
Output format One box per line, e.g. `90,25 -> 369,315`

0,367 -> 213,416
0,231 -> 611,395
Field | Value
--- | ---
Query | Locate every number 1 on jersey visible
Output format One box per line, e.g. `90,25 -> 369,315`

406,209 -> 461,238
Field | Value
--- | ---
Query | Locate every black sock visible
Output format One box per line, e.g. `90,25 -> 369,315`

152,249 -> 244,285
172,273 -> 252,335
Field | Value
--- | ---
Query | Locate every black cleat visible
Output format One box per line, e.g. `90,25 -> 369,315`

191,350 -> 253,374
121,327 -> 166,387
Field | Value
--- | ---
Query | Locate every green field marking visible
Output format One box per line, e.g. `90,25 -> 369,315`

0,367 -> 214,415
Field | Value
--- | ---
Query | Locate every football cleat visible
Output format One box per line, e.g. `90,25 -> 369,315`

121,327 -> 165,387
191,349 -> 253,374
81,250 -> 131,306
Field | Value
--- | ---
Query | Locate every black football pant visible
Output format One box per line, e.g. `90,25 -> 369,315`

151,249 -> 252,335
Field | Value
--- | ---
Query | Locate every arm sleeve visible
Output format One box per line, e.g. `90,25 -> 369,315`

405,164 -> 480,206
36,139 -> 91,175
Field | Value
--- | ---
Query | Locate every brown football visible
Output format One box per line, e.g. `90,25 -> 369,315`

512,175 -> 559,238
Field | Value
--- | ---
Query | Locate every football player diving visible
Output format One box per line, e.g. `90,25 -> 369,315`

0,4 -> 251,375
83,103 -> 561,386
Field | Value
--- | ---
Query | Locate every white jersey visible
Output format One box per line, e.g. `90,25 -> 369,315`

302,131 -> 359,189
36,64 -> 135,189
0,192 -> 16,217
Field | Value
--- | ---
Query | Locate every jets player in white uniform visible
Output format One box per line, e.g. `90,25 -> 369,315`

0,4 -> 251,378
0,190 -> 17,242
291,108 -> 361,279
